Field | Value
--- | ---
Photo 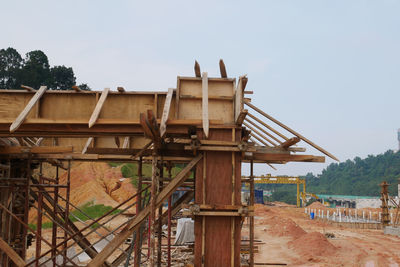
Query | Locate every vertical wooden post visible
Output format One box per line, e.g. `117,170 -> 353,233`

149,155 -> 158,267
167,163 -> 172,267
134,157 -> 143,267
157,161 -> 163,267
231,129 -> 235,267
250,160 -> 254,267
52,165 -> 59,267
35,162 -> 43,267
63,160 -> 71,266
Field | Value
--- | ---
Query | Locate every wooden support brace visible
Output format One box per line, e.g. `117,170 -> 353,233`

279,137 -> 301,149
86,154 -> 202,267
88,87 -> 110,128
194,60 -> 201,78
72,85 -> 81,92
219,59 -> 227,78
10,86 -> 47,132
236,109 -> 248,125
0,146 -> 73,154
21,85 -> 35,91
82,137 -> 94,154
0,237 -> 25,267
245,101 -> 339,161
122,137 -> 130,149
251,153 -> 325,163
160,88 -> 173,137
140,113 -> 156,140
202,72 -> 209,138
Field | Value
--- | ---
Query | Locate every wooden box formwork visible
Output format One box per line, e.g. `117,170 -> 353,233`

194,128 -> 242,267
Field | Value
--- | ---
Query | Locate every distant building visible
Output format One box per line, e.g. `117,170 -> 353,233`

398,129 -> 400,151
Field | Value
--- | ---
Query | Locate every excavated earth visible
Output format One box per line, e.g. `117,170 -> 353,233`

253,203 -> 400,267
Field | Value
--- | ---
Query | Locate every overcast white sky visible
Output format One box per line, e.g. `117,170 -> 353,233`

2,1 -> 400,176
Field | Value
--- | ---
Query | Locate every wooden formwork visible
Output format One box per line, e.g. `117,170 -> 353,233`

0,61 -> 335,267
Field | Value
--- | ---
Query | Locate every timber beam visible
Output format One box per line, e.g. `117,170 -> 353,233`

246,153 -> 325,163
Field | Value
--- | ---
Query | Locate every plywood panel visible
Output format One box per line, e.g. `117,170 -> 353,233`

179,79 -> 235,97
178,78 -> 235,123
100,94 -> 154,120
178,99 -> 201,120
178,99 -> 234,123
0,93 -> 39,119
157,94 -> 176,120
40,94 -> 96,119
209,99 -> 234,124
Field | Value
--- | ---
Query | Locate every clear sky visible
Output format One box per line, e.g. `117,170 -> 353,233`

2,1 -> 400,176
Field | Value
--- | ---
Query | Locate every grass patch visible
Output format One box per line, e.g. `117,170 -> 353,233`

110,162 -> 193,189
69,201 -> 121,222
29,202 -> 121,232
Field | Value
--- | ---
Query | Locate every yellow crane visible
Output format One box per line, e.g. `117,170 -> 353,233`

242,175 -> 318,207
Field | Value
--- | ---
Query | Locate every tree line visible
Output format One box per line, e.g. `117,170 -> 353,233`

262,149 -> 400,205
0,47 -> 90,90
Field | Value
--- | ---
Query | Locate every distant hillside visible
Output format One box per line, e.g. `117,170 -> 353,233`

305,150 -> 400,196
264,150 -> 400,204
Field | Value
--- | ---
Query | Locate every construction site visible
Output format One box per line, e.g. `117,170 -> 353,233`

0,59 -> 399,267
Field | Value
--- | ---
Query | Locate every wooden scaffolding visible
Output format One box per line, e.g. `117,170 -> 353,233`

0,60 -> 336,267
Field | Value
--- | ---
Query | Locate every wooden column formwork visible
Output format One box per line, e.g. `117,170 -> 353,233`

194,128 -> 242,267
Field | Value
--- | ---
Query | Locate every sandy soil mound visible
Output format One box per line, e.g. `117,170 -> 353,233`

289,232 -> 337,257
266,215 -> 306,239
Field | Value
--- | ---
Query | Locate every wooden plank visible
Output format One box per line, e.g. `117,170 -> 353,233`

247,113 -> 288,141
160,88 -> 173,137
234,76 -> 245,122
243,122 -> 277,146
202,72 -> 209,138
236,109 -> 248,125
194,60 -> 201,78
21,85 -> 35,91
0,146 -> 73,154
82,137 -> 93,154
245,117 -> 283,144
122,137 -> 130,148
10,86 -> 47,132
72,85 -> 81,92
219,59 -> 227,78
279,137 -> 300,149
180,95 -> 233,100
245,101 -> 339,161
88,88 -> 110,128
251,153 -> 325,163
86,154 -> 202,267
0,237 -> 25,267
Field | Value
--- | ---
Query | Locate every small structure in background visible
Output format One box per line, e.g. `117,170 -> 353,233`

380,181 -> 390,226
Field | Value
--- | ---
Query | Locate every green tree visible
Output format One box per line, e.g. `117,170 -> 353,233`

0,47 -> 23,88
0,47 -> 89,90
48,65 -> 76,90
20,50 -> 50,88
78,83 -> 91,91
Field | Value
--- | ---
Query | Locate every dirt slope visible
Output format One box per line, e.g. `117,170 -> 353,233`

29,162 -> 137,222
